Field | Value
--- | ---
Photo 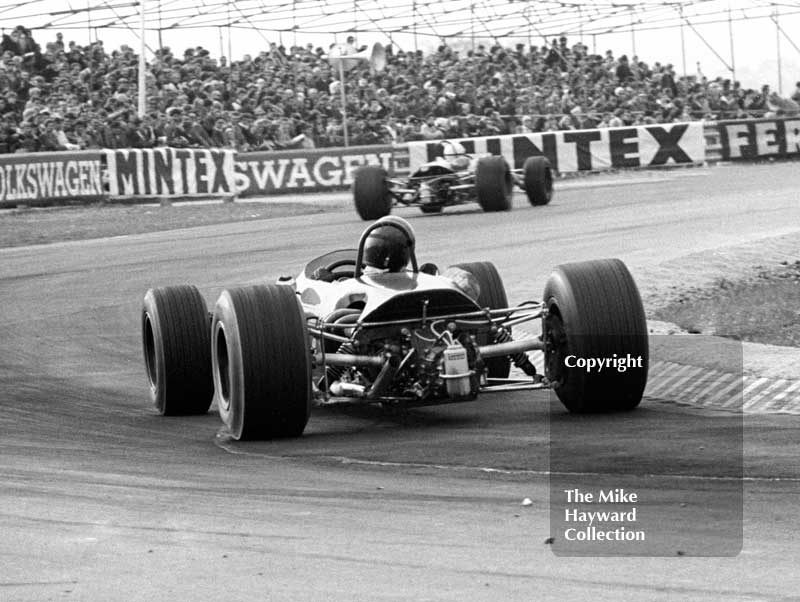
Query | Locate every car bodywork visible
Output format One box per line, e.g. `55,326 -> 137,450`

296,247 -> 543,406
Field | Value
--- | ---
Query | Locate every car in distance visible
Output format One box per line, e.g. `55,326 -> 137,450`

352,141 -> 554,220
141,217 -> 647,440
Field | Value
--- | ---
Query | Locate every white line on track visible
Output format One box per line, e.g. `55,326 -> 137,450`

323,456 -> 793,483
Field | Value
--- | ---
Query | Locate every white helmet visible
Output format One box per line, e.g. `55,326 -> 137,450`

441,140 -> 466,160
440,140 -> 469,169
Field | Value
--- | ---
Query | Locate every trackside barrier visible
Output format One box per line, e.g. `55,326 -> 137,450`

405,122 -> 707,174
235,144 -> 394,197
712,117 -> 800,162
0,150 -> 104,207
0,118 -> 796,207
105,148 -> 237,198
703,123 -> 723,163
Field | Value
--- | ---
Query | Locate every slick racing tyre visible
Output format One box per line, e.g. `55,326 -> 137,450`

543,259 -> 648,413
353,165 -> 392,220
142,285 -> 213,415
212,284 -> 311,440
475,156 -> 513,212
522,156 -> 553,206
449,261 -> 511,379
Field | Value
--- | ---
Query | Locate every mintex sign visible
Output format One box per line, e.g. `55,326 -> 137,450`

407,122 -> 705,173
105,148 -> 236,197
235,145 -> 393,195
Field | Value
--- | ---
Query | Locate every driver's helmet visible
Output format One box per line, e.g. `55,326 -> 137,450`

440,140 -> 469,170
362,216 -> 415,272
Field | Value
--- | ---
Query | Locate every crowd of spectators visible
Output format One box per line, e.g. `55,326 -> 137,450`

1,24 -> 799,153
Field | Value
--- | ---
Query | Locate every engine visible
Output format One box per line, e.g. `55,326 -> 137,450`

400,322 -> 481,401
322,321 -> 482,402
416,175 -> 458,206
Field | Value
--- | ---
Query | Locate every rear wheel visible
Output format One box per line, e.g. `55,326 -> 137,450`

449,261 -> 511,378
543,258 -> 648,413
142,285 -> 213,415
212,284 -> 311,440
475,156 -> 512,212
353,166 -> 392,220
522,156 -> 553,206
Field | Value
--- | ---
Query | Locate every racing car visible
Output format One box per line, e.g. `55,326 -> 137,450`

141,216 -> 648,440
352,141 -> 554,220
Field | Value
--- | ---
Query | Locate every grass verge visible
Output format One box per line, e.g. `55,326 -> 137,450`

652,260 -> 800,347
0,199 -> 344,248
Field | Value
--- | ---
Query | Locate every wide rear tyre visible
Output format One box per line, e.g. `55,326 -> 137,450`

212,284 -> 311,440
353,165 -> 392,220
523,156 -> 553,206
475,156 -> 512,212
142,285 -> 213,415
449,261 -> 511,379
543,258 -> 648,413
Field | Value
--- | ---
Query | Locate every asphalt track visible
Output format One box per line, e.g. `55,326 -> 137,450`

2,163 -> 800,601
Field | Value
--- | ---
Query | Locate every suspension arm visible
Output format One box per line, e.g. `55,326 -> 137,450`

313,352 -> 385,368
358,304 -> 543,329
478,338 -> 544,358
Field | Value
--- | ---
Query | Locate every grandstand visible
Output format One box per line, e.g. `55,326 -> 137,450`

0,0 -> 799,152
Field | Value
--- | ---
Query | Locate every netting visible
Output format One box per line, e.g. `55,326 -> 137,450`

0,0 -> 797,44
2,0 -> 799,89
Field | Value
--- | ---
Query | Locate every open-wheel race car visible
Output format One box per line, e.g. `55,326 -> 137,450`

352,141 -> 554,220
142,216 -> 648,440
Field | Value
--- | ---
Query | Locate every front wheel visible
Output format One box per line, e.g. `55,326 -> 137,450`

141,285 -> 213,415
448,261 -> 511,379
522,156 -> 553,206
475,156 -> 513,212
212,284 -> 311,440
353,166 -> 392,220
543,258 -> 648,413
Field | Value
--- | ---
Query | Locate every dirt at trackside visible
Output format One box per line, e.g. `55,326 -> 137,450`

645,236 -> 800,348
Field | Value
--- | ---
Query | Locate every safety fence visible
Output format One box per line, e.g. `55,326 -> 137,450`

0,150 -> 105,205
0,117 -> 797,207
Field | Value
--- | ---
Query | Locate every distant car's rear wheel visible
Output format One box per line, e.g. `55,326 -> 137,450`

212,284 -> 311,440
475,156 -> 513,212
543,258 -> 648,413
142,285 -> 213,415
353,166 -> 392,220
449,261 -> 511,379
522,156 -> 553,206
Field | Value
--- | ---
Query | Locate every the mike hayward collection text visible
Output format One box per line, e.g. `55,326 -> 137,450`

562,488 -> 646,542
